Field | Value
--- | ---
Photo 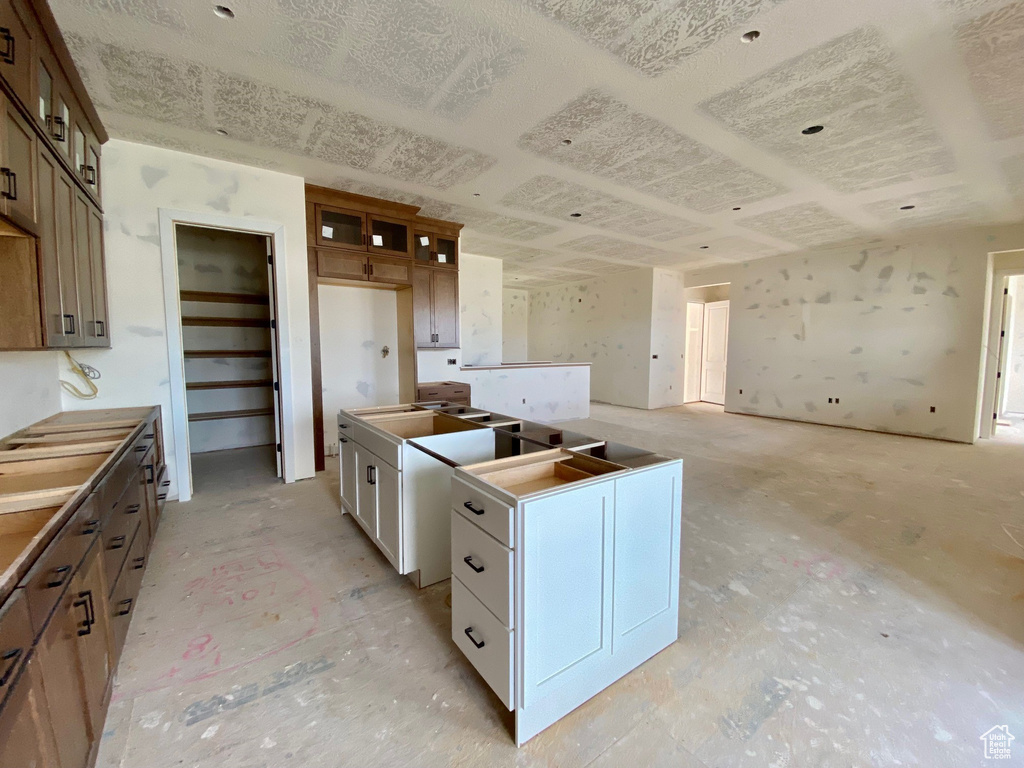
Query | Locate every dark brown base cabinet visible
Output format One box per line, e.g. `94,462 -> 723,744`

0,407 -> 166,768
0,0 -> 109,351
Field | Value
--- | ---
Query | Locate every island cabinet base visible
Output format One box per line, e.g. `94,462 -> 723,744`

450,451 -> 683,746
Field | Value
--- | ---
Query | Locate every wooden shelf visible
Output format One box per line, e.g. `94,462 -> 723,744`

181,316 -> 271,328
187,408 -> 274,423
186,379 -> 273,391
183,349 -> 272,358
180,290 -> 269,305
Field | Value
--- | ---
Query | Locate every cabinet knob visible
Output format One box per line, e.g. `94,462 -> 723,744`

464,627 -> 485,649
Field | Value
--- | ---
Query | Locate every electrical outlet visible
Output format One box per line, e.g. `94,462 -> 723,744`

835,397 -> 840,404
930,406 -> 936,413
447,358 -> 457,365
522,398 -> 526,404
828,398 -> 833,404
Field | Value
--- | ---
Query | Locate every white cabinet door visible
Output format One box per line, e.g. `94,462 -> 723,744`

340,437 -> 357,513
700,300 -> 729,405
374,459 -> 402,571
355,447 -> 377,536
612,463 -> 681,651
521,481 -> 614,707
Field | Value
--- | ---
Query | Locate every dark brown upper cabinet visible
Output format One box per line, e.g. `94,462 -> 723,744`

0,0 -> 109,350
414,265 -> 459,349
413,217 -> 459,270
315,203 -> 366,251
367,214 -> 410,258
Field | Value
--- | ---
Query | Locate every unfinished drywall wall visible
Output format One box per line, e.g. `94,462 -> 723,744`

1006,275 -> 1024,413
684,224 -> 1024,443
457,252 -> 503,366
57,139 -> 314,496
528,269 -> 654,409
0,352 -> 61,437
319,284 -> 400,449
502,288 -> 529,362
649,269 -> 687,409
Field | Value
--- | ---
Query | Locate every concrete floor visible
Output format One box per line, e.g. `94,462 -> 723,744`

97,404 -> 1024,767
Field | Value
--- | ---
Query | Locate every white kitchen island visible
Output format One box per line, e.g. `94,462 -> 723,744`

450,447 -> 683,745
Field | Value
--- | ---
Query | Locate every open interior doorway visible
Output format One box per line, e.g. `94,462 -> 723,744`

683,283 -> 730,406
175,224 -> 284,493
993,274 -> 1024,442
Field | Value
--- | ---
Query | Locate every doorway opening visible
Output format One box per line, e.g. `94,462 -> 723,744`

683,283 -> 730,406
980,250 -> 1024,441
175,224 -> 285,493
992,274 -> 1024,443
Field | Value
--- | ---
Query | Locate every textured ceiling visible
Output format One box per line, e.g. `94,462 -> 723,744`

51,0 -> 1024,287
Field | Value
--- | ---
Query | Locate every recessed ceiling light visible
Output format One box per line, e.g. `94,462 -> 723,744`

561,139 -> 572,145
570,212 -> 582,217
215,128 -> 228,136
741,30 -> 760,43
802,125 -> 824,135
900,204 -> 915,210
213,5 -> 234,19
473,193 -> 480,197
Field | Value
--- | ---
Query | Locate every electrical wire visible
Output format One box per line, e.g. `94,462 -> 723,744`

60,351 -> 101,399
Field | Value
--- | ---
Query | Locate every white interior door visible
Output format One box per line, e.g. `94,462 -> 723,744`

265,236 -> 283,478
684,302 -> 704,403
700,300 -> 729,405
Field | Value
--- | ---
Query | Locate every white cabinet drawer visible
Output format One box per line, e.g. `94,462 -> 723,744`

452,476 -> 514,547
451,511 -> 513,628
352,421 -> 402,471
452,576 -> 514,710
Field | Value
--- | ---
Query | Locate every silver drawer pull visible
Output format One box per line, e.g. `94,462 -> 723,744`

464,627 -> 485,649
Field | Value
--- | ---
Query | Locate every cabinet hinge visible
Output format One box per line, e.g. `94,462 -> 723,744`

270,319 -> 276,330
267,254 -> 273,265
276,443 -> 282,452
274,381 -> 279,392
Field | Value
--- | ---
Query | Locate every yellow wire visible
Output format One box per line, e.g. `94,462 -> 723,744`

60,351 -> 99,400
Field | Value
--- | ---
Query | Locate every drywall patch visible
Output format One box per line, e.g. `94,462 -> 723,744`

957,1 -> 1024,139
140,166 -> 169,188
522,0 -> 788,76
501,175 -> 708,241
701,27 -> 956,192
519,90 -> 783,212
738,203 -> 864,247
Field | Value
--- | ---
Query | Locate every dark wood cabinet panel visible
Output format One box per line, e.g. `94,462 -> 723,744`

2,93 -> 37,232
368,255 -> 411,285
36,576 -> 91,768
432,268 -> 459,348
35,141 -> 61,343
414,266 -> 460,349
73,189 -> 95,343
0,0 -> 35,110
54,162 -> 79,345
71,540 -> 112,740
412,266 -> 433,348
87,202 -> 107,343
317,248 -> 366,280
0,652 -> 61,768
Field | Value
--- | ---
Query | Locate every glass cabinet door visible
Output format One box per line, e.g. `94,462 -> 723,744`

368,216 -> 409,258
316,205 -> 366,250
414,232 -> 432,263
435,236 -> 457,268
37,63 -> 52,127
73,124 -> 86,178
